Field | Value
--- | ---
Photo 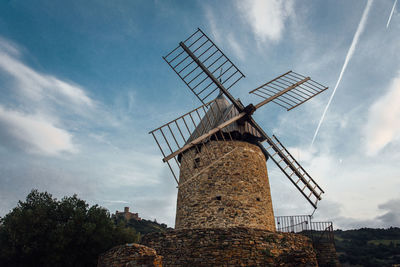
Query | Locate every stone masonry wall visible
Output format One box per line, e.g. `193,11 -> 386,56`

176,140 -> 275,231
314,242 -> 341,267
97,243 -> 162,267
141,227 -> 318,266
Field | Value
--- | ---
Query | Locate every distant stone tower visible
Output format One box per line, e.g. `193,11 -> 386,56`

175,94 -> 276,231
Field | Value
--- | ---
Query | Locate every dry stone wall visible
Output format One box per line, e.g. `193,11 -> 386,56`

176,140 -> 275,231
315,242 -> 341,267
97,243 -> 162,267
141,227 -> 318,266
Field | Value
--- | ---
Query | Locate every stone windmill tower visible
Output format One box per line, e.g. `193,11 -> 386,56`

149,28 -> 328,232
175,93 -> 275,231
98,29 -> 335,266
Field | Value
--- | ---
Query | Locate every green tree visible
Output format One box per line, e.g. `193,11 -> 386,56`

0,190 -> 139,267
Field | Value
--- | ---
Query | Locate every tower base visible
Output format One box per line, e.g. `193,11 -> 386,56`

140,227 -> 318,266
176,141 -> 276,231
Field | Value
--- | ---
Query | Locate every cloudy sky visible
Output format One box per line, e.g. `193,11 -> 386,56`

0,0 -> 399,230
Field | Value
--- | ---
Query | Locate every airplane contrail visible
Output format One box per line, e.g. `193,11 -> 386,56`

387,0 -> 398,28
310,0 -> 374,147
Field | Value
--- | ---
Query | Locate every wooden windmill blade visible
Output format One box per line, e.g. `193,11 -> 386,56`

262,134 -> 324,209
163,28 -> 245,109
240,116 -> 324,209
149,99 -> 220,183
250,71 -> 329,111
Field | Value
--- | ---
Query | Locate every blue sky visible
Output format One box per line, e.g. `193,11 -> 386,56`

0,0 -> 399,229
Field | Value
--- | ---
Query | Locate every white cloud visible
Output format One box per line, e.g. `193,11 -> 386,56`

364,73 -> 400,156
0,36 -> 98,156
314,198 -> 400,229
0,42 -> 93,107
377,198 -> 400,226
235,0 -> 294,43
203,6 -> 245,60
226,33 -> 245,60
204,5 -> 222,44
0,37 -> 20,57
101,200 -> 130,204
0,105 -> 76,155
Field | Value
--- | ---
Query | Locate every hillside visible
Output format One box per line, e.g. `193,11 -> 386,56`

125,218 -> 170,235
334,227 -> 400,267
113,216 -> 171,237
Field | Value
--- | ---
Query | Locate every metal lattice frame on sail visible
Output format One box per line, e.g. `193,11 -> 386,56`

149,99 -> 243,183
263,135 -> 324,208
249,71 -> 328,111
163,28 -> 245,104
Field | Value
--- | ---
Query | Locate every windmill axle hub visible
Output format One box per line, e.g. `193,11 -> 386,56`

237,103 -> 256,125
243,103 -> 256,116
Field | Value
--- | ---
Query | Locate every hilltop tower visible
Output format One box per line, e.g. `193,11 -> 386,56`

175,94 -> 275,231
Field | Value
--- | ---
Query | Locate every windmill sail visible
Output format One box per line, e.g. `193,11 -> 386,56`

163,28 -> 245,105
154,28 -> 329,209
262,135 -> 324,208
250,71 -> 328,111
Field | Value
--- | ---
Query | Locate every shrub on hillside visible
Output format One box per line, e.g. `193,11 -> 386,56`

0,190 -> 139,267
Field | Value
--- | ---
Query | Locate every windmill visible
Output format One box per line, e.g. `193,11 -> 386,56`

149,28 -> 328,231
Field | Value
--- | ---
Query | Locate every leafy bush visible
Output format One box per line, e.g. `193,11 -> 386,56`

0,190 -> 139,267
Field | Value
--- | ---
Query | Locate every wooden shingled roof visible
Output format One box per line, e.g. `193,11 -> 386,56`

186,93 -> 263,144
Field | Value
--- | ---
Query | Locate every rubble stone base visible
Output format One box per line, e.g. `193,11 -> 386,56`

97,243 -> 162,267
141,227 -> 318,266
